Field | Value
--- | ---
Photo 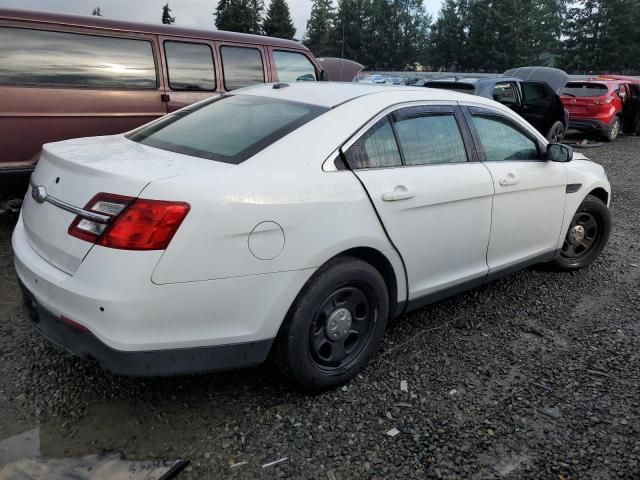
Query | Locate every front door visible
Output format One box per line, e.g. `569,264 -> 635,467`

159,37 -> 221,112
464,106 -> 567,272
344,105 -> 494,300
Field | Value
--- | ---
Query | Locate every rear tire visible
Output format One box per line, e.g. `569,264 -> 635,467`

273,256 -> 389,391
604,116 -> 621,142
554,195 -> 611,270
546,121 -> 566,143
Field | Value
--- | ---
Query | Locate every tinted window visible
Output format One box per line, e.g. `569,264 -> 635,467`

522,82 -> 552,105
394,114 -> 467,165
0,27 -> 156,88
561,82 -> 608,97
472,115 -> 539,161
127,95 -> 327,164
273,51 -> 317,82
345,117 -> 402,169
220,47 -> 265,91
165,41 -> 215,91
492,82 -> 518,107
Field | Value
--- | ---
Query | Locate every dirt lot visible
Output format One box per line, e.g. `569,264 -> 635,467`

1,137 -> 639,479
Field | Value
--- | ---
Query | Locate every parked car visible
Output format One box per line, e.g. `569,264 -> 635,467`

561,78 -> 640,141
14,83 -> 611,390
424,67 -> 569,143
0,8 -> 324,182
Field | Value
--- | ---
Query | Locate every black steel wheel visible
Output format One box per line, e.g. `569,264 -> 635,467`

547,121 -> 566,143
555,195 -> 611,270
273,256 -> 389,390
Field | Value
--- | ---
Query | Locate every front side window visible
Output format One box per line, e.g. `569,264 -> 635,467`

164,41 -> 215,91
344,117 -> 402,169
220,46 -> 265,91
127,94 -> 327,164
492,82 -> 518,107
472,115 -> 539,161
273,51 -> 317,82
394,114 -> 468,165
0,27 -> 156,88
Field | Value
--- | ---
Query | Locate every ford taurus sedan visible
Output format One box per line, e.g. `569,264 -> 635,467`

13,83 -> 611,390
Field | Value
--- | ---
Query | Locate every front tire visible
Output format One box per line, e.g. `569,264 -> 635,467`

547,121 -> 566,143
273,257 -> 389,391
554,195 -> 611,270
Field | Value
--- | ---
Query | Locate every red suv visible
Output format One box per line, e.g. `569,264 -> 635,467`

560,79 -> 636,141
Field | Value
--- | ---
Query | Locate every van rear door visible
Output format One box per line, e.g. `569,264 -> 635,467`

159,36 -> 222,112
0,25 -> 167,172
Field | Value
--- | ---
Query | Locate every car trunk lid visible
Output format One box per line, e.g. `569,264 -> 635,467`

561,82 -> 611,116
21,134 -> 213,274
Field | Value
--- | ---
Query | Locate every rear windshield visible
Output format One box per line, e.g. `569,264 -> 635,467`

561,82 -> 609,97
425,82 -> 476,93
127,95 -> 327,164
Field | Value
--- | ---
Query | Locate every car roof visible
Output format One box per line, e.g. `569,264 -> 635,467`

0,7 -> 307,50
236,82 -> 488,108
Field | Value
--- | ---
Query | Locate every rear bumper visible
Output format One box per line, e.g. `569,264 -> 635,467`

19,278 -> 273,376
568,118 -> 609,133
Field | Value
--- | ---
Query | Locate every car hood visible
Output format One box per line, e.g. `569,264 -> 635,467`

503,67 -> 569,93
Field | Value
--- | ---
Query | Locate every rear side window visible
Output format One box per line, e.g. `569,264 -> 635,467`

220,46 -> 265,91
273,51 -> 317,82
344,117 -> 402,169
127,95 -> 327,164
562,82 -> 609,97
492,82 -> 518,107
394,114 -> 468,165
164,41 -> 215,91
471,115 -> 539,161
0,27 -> 156,88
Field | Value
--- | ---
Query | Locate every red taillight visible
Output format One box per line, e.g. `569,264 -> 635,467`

68,193 -> 190,250
592,97 -> 614,105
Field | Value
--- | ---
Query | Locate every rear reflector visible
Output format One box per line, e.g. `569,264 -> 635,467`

68,193 -> 190,250
60,315 -> 89,332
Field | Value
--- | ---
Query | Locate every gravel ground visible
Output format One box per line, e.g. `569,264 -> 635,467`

1,136 -> 639,479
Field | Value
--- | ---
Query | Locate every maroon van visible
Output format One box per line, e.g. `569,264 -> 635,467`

0,8 -> 324,188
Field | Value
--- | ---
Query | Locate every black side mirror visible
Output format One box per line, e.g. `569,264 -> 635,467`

547,143 -> 573,162
319,69 -> 330,81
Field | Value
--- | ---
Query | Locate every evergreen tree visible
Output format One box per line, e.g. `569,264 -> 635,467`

215,0 -> 263,34
331,0 -> 372,63
304,0 -> 336,57
264,0 -> 296,39
429,0 -> 467,71
162,3 -> 175,25
92,7 -> 102,16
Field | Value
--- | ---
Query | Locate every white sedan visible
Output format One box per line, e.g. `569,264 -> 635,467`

13,83 -> 611,389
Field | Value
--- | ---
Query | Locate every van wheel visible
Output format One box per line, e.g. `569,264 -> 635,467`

605,116 -> 621,142
547,121 -> 565,143
273,257 -> 388,391
554,195 -> 611,270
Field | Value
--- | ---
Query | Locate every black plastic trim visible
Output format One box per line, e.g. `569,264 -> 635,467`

566,183 -> 582,194
403,249 -> 559,314
19,280 -> 273,376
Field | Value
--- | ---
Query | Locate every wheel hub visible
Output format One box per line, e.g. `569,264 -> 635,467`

325,307 -> 352,341
568,225 -> 586,245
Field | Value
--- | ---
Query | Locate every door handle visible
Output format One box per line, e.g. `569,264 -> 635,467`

161,93 -> 170,102
499,172 -> 520,186
381,185 -> 415,201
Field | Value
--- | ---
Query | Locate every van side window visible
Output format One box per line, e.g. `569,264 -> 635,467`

164,41 -> 216,91
0,27 -> 156,88
220,46 -> 265,91
273,51 -> 317,82
344,117 -> 402,169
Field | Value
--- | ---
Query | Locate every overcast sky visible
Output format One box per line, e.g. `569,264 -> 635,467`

0,0 -> 444,39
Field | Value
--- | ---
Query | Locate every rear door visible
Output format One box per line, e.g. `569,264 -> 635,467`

0,24 -> 166,170
159,36 -> 221,112
464,106 -> 567,272
344,104 -> 494,300
519,81 -> 558,135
